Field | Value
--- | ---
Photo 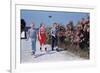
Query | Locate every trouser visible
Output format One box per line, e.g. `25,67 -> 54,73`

51,36 -> 58,50
31,39 -> 36,52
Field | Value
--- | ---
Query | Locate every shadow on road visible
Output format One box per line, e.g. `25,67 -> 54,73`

34,51 -> 56,58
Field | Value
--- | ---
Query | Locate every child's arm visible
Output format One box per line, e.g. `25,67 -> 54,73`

26,29 -> 30,41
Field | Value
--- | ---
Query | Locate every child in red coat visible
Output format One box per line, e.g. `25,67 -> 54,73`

38,23 -> 47,51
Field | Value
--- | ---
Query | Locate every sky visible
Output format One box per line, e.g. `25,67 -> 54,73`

21,9 -> 89,28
